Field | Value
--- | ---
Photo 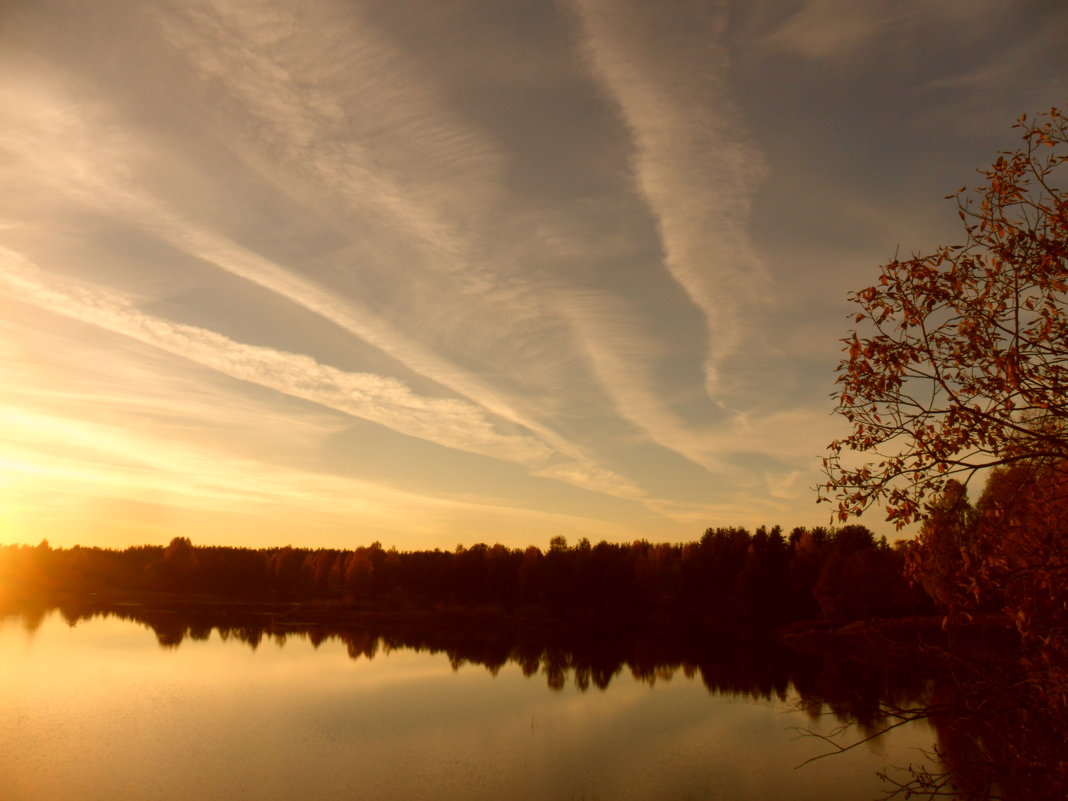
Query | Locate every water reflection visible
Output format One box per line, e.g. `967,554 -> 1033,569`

3,599 -> 1062,800
7,597 -> 928,727
2,602 -> 935,801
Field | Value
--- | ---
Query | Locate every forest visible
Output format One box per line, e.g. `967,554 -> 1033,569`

0,523 -> 926,627
0,462 -> 1062,650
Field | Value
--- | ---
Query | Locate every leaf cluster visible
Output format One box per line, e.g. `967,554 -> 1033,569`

822,109 -> 1068,525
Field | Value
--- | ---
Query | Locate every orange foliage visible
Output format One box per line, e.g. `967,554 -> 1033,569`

821,109 -> 1068,525
906,463 -> 1068,718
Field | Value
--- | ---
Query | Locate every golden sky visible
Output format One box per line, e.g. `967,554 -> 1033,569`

1,0 -> 1065,549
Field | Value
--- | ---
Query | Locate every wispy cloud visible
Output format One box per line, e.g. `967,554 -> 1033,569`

148,0 -> 504,265
570,0 -> 770,396
755,0 -> 907,60
556,288 -> 722,471
0,75 -> 653,501
0,404 -> 634,547
753,0 -> 1013,62
0,318 -> 341,458
0,248 -> 654,505
0,249 -> 550,464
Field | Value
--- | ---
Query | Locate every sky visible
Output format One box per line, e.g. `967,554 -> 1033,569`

1,0 -> 1065,551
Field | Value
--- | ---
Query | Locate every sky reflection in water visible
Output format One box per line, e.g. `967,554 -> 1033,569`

0,612 -> 934,801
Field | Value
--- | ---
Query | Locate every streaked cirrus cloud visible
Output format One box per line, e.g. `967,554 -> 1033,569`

1,0 -> 1063,547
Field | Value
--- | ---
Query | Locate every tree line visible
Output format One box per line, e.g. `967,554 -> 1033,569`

0,523 -> 929,625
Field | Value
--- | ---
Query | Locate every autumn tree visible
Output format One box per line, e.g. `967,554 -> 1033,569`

821,109 -> 1068,525
819,111 -> 1068,790
903,479 -> 982,614
970,462 -> 1068,713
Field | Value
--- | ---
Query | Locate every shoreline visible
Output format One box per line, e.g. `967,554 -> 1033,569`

2,589 -> 1020,666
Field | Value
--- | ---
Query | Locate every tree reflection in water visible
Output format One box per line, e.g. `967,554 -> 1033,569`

789,633 -> 1066,801
4,598 -> 1062,800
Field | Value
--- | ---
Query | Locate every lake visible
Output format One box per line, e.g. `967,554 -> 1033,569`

0,608 -> 937,801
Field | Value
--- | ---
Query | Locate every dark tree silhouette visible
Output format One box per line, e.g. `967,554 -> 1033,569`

1,524 -> 927,628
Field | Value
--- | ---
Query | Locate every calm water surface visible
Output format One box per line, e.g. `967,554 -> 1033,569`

0,612 -> 935,801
